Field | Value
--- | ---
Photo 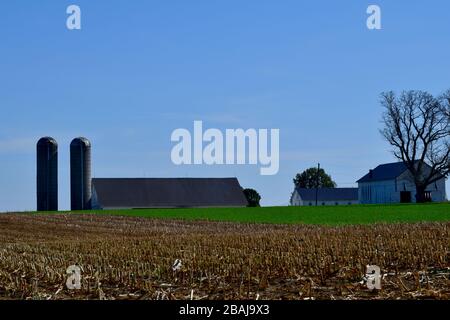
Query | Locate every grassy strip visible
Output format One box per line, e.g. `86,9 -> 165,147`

31,202 -> 450,225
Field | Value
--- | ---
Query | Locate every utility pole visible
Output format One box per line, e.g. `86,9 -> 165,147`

315,163 -> 320,206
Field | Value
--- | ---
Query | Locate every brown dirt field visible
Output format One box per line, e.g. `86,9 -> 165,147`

0,213 -> 448,300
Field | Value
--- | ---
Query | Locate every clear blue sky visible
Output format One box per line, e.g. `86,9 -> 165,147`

1,1 -> 449,211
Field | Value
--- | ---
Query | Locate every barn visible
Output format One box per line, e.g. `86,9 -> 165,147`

290,187 -> 359,206
357,161 -> 447,204
91,177 -> 248,209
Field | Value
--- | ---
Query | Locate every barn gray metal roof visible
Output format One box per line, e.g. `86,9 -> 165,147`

357,161 -> 409,183
295,188 -> 358,201
92,178 -> 248,209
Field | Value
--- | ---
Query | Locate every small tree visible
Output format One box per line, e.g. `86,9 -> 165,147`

293,167 -> 337,189
380,90 -> 450,202
243,188 -> 261,207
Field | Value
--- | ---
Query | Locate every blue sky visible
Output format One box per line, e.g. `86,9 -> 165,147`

1,0 -> 449,211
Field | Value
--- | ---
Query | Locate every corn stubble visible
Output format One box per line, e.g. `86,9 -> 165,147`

0,214 -> 448,300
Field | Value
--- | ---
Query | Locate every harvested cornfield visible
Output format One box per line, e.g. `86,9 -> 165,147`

0,213 -> 448,300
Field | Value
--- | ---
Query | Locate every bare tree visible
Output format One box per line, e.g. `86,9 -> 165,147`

380,90 -> 450,202
443,89 -> 450,120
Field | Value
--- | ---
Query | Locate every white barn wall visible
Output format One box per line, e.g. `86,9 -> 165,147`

301,200 -> 359,206
358,180 -> 397,204
290,190 -> 359,206
291,191 -> 303,206
397,170 -> 447,203
434,178 -> 447,201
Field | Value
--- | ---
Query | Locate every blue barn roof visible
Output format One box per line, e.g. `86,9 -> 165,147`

357,161 -> 409,183
295,188 -> 358,201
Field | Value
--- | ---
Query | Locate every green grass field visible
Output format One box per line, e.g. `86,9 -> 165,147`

36,202 -> 450,225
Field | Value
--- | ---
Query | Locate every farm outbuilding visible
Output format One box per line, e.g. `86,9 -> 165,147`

290,188 -> 359,206
91,177 -> 248,209
357,161 -> 447,204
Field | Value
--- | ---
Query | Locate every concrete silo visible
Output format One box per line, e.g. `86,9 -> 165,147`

36,137 -> 58,211
70,137 -> 92,210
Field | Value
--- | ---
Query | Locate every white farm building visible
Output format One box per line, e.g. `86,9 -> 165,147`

290,188 -> 359,206
357,161 -> 447,204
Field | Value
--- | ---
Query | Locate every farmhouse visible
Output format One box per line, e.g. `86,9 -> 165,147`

357,161 -> 447,204
290,188 -> 359,206
91,177 -> 248,209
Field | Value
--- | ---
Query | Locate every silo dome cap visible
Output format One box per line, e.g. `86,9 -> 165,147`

70,137 -> 91,147
37,137 -> 58,146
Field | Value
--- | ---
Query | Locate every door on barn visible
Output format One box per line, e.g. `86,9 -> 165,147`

400,191 -> 411,203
